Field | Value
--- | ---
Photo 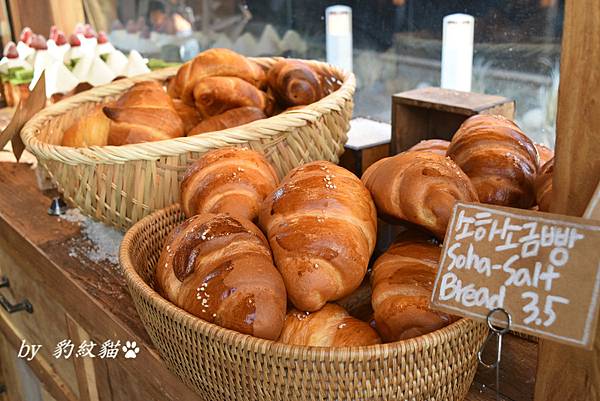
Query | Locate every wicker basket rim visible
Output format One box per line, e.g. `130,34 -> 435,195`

120,203 -> 480,360
21,57 -> 356,165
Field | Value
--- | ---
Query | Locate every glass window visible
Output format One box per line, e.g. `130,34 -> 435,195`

104,0 -> 563,147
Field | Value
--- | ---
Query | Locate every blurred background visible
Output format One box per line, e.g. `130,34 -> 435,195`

0,0 -> 564,146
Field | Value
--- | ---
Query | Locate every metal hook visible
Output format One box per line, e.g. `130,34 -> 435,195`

477,308 -> 512,401
478,308 -> 511,368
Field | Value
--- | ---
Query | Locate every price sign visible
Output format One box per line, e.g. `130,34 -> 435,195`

431,202 -> 600,349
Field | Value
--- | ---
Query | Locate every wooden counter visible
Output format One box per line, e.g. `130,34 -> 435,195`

0,162 -> 537,401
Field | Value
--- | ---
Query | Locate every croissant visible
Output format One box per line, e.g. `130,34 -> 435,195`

180,147 -> 279,222
167,62 -> 190,99
267,59 -> 326,106
191,76 -> 273,117
535,143 -> 554,167
104,81 -> 184,145
446,115 -> 539,208
362,151 -> 478,239
188,107 -> 266,136
259,161 -> 377,312
61,105 -> 111,147
371,231 -> 454,342
535,158 -> 554,212
155,213 -> 287,340
169,48 -> 266,102
279,303 -> 381,347
172,99 -> 202,134
408,139 -> 450,155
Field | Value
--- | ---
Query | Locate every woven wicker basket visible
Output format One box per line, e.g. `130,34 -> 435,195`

21,58 -> 354,230
120,204 -> 488,401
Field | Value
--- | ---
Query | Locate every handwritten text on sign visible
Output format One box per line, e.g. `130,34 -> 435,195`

431,202 -> 600,349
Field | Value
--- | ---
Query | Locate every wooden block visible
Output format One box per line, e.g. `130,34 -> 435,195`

339,118 -> 391,176
339,143 -> 389,177
391,87 -> 515,154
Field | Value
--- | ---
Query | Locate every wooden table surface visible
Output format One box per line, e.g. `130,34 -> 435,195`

0,162 -> 537,401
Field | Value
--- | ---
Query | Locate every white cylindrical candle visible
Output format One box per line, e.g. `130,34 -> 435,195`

441,13 -> 474,92
326,5 -> 352,72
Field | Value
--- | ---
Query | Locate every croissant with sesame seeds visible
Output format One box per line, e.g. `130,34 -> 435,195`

279,303 -> 381,347
259,161 -> 377,312
155,213 -> 287,340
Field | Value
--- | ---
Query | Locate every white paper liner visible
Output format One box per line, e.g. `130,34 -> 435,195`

31,59 -> 80,96
125,50 -> 150,77
106,50 -> 128,76
49,43 -> 71,63
30,50 -> 53,89
64,45 -> 87,64
95,42 -> 116,57
16,41 -> 35,61
86,56 -> 116,86
72,54 -> 93,81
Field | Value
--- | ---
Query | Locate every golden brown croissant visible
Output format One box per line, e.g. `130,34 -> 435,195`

267,59 -> 327,107
408,139 -> 450,155
191,76 -> 273,117
259,161 -> 377,312
180,147 -> 279,222
61,105 -> 112,147
167,62 -> 190,99
279,303 -> 381,347
169,48 -> 266,102
371,231 -> 454,342
535,158 -> 554,212
535,143 -> 554,167
188,107 -> 266,136
362,151 -> 478,239
104,81 -> 185,145
155,213 -> 287,340
446,115 -> 539,208
172,99 -> 202,134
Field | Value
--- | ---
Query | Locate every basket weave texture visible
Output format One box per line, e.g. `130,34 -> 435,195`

120,204 -> 488,401
21,58 -> 354,230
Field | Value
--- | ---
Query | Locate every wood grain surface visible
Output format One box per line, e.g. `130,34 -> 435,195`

535,0 -> 600,399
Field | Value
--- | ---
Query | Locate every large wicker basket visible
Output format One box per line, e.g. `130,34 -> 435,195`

120,204 -> 488,401
21,58 -> 354,230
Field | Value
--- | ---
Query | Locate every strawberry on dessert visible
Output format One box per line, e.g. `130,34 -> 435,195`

30,34 -> 48,50
81,24 -> 98,49
16,27 -> 35,60
20,27 -> 33,45
83,24 -> 97,39
69,33 -> 82,47
64,34 -> 86,68
49,31 -> 70,62
95,31 -> 115,59
3,42 -> 18,59
55,31 -> 68,47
